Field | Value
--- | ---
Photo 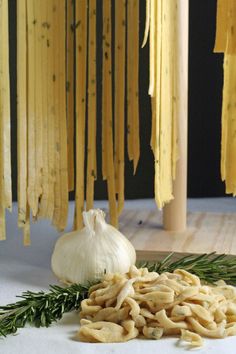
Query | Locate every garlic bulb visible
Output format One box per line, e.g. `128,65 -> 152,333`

51,209 -> 136,284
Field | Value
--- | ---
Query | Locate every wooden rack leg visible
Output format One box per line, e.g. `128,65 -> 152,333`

163,0 -> 189,232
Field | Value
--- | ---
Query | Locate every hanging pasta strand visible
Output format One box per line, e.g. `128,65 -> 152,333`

171,1 -> 179,181
51,0 -> 69,230
0,109 -> 5,240
86,0 -> 97,211
132,0 -> 140,174
52,0 -> 62,228
102,0 -> 117,226
214,0 -> 229,53
34,0 -> 44,219
152,0 -> 161,205
145,0 -> 178,209
26,0 -> 38,218
66,0 -> 75,192
127,1 -> 134,164
0,0 -> 12,222
149,0 -> 157,153
148,0 -> 155,97
127,0 -> 140,173
224,56 -> 236,195
141,0 -> 150,48
214,0 -> 236,195
74,0 -> 87,229
159,1 -> 173,206
114,0 -> 126,215
37,0 -> 49,219
58,0 -> 69,230
46,0 -> 55,220
17,0 -> 30,244
225,1 -> 236,55
0,0 -> 6,239
0,128 -> 5,241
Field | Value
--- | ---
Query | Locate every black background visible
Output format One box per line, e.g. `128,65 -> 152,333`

9,0 -> 226,201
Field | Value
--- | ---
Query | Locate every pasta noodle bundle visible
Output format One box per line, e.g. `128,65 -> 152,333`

145,0 -> 179,209
214,0 -> 236,195
12,0 -> 181,244
16,0 -> 142,240
17,0 -> 69,243
101,0 -> 140,226
77,266 -> 236,347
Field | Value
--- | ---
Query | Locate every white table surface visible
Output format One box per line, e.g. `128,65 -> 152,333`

1,198 -> 236,354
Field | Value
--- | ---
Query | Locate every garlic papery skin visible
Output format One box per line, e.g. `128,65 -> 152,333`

51,209 -> 136,284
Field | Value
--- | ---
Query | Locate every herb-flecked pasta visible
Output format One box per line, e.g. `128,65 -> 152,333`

77,266 -> 236,346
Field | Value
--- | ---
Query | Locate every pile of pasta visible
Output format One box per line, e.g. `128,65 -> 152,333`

214,0 -> 236,195
77,266 -> 236,346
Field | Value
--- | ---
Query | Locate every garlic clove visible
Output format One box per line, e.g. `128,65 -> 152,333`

51,209 -> 136,284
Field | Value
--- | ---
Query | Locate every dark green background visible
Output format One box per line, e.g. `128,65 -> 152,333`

9,0 -> 225,201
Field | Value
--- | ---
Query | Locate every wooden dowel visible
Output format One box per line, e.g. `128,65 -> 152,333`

163,0 -> 188,232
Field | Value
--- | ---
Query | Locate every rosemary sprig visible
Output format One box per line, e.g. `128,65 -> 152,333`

1,253 -> 236,337
0,283 -> 91,337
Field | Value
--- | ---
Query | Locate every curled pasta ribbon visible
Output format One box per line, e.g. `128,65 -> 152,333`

140,308 -> 155,319
143,325 -> 163,339
225,323 -> 236,337
176,286 -> 200,302
226,303 -> 236,315
95,281 -> 126,306
181,329 -> 203,347
211,285 -> 236,300
92,307 -> 117,322
162,279 -> 185,294
78,320 -> 139,343
80,299 -> 102,315
171,305 -> 192,317
155,309 -> 188,330
125,297 -> 140,319
173,269 -> 201,286
214,308 -> 226,323
115,279 -> 136,310
187,317 -> 225,338
106,307 -> 130,324
183,302 -> 214,323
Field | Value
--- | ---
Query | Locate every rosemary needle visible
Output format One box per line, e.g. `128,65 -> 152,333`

1,253 -> 236,337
